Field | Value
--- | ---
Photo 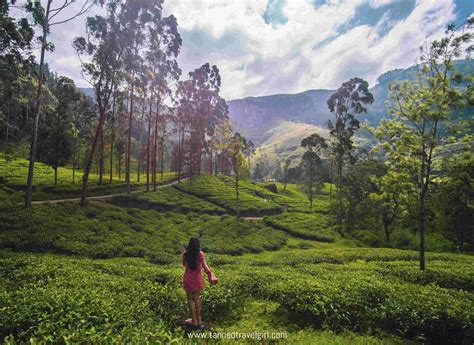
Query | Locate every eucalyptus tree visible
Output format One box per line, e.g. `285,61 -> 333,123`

378,19 -> 473,269
327,78 -> 374,229
144,13 -> 181,190
107,85 -> 121,183
135,76 -> 148,183
207,96 -> 230,173
24,0 -> 93,207
301,133 -> 327,209
228,132 -> 252,220
175,80 -> 192,181
121,0 -> 178,193
185,63 -> 225,176
122,0 -> 147,192
70,123 -> 79,183
211,117 -> 233,175
74,0 -> 126,206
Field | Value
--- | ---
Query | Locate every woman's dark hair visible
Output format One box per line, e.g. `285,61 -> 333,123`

185,237 -> 200,270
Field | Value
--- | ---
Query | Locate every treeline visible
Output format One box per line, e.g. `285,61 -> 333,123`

0,0 -> 251,206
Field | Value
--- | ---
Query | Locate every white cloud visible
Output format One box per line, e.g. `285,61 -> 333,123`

166,0 -> 457,99
368,0 -> 397,8
18,0 -> 459,99
296,0 -> 456,91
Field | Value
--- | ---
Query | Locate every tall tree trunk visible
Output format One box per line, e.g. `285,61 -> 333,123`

347,195 -> 354,234
177,130 -> 181,181
72,137 -> 77,184
126,83 -> 134,193
177,125 -> 184,182
109,89 -> 116,184
137,95 -> 145,183
419,121 -> 436,271
188,152 -> 192,184
209,148 -> 213,174
419,189 -> 426,270
118,156 -> 121,180
54,132 -> 59,188
25,0 -> 51,208
99,125 -> 104,185
81,108 -> 107,206
5,99 -> 10,145
337,158 -> 343,227
146,93 -> 153,191
160,137 -> 164,180
329,156 -> 333,200
198,132 -> 204,175
153,112 -> 159,192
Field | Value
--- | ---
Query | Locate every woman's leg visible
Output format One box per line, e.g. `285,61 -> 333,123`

186,291 -> 196,325
192,291 -> 201,326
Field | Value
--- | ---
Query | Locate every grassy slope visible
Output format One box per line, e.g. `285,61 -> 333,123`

253,120 -> 330,163
250,120 -> 367,169
1,161 -> 473,344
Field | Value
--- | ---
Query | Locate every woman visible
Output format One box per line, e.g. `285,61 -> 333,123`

182,237 -> 218,327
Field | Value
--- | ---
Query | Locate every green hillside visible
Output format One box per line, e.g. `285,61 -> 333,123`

249,120 -> 369,178
1,157 -> 473,343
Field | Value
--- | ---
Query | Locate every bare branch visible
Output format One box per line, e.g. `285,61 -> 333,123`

50,0 -> 93,26
50,0 -> 72,14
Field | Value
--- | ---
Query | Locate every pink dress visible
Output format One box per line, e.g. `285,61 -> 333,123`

182,251 -> 211,292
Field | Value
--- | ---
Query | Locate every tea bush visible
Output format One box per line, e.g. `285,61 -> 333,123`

175,175 -> 282,216
112,186 -> 227,214
0,203 -> 287,258
1,246 -> 473,343
0,252 -> 249,343
262,182 -> 333,213
265,212 -> 338,242
2,157 -> 473,344
214,249 -> 474,344
0,253 -> 182,343
0,155 -> 176,202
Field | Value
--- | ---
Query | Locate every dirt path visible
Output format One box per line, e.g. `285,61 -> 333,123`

30,178 -> 187,205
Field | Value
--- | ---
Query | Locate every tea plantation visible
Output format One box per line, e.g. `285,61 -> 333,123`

1,158 -> 473,344
0,154 -> 176,204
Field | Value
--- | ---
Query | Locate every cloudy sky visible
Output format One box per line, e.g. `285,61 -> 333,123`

18,0 -> 473,100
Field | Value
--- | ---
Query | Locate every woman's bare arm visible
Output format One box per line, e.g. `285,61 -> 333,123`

201,252 -> 211,274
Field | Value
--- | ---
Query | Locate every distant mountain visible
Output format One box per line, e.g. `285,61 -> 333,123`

79,87 -> 95,100
228,59 -> 473,145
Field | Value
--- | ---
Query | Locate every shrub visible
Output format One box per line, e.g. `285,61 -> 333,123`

409,232 -> 456,253
0,253 -> 182,343
353,230 -> 384,247
0,203 -> 287,259
174,175 -> 282,216
265,212 -> 337,242
112,187 -> 227,215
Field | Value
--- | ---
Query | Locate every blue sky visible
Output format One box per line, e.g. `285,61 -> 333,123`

26,0 -> 474,99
